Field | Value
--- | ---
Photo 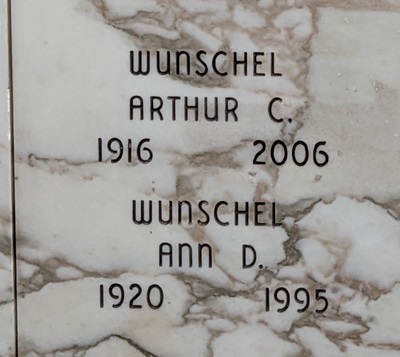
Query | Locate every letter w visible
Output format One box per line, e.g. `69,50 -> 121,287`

130,51 -> 150,75
132,200 -> 152,224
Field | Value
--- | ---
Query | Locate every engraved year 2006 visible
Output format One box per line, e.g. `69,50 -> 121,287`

99,283 -> 164,309
253,140 -> 329,167
266,287 -> 328,313
98,138 -> 153,164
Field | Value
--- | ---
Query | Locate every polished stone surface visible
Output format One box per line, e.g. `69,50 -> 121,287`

12,0 -> 400,356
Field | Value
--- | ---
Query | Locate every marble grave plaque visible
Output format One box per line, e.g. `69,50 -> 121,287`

10,0 -> 400,356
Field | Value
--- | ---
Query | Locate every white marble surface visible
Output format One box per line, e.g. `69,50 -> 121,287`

12,0 -> 400,356
0,0 -> 14,356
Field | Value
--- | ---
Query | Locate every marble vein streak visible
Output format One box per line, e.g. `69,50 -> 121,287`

11,0 -> 400,356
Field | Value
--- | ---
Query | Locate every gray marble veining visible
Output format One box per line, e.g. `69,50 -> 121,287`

9,0 -> 400,356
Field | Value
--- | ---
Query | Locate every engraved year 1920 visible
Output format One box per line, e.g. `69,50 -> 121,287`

99,283 -> 164,310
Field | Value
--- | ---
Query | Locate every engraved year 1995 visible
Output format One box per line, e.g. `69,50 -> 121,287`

265,287 -> 328,313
